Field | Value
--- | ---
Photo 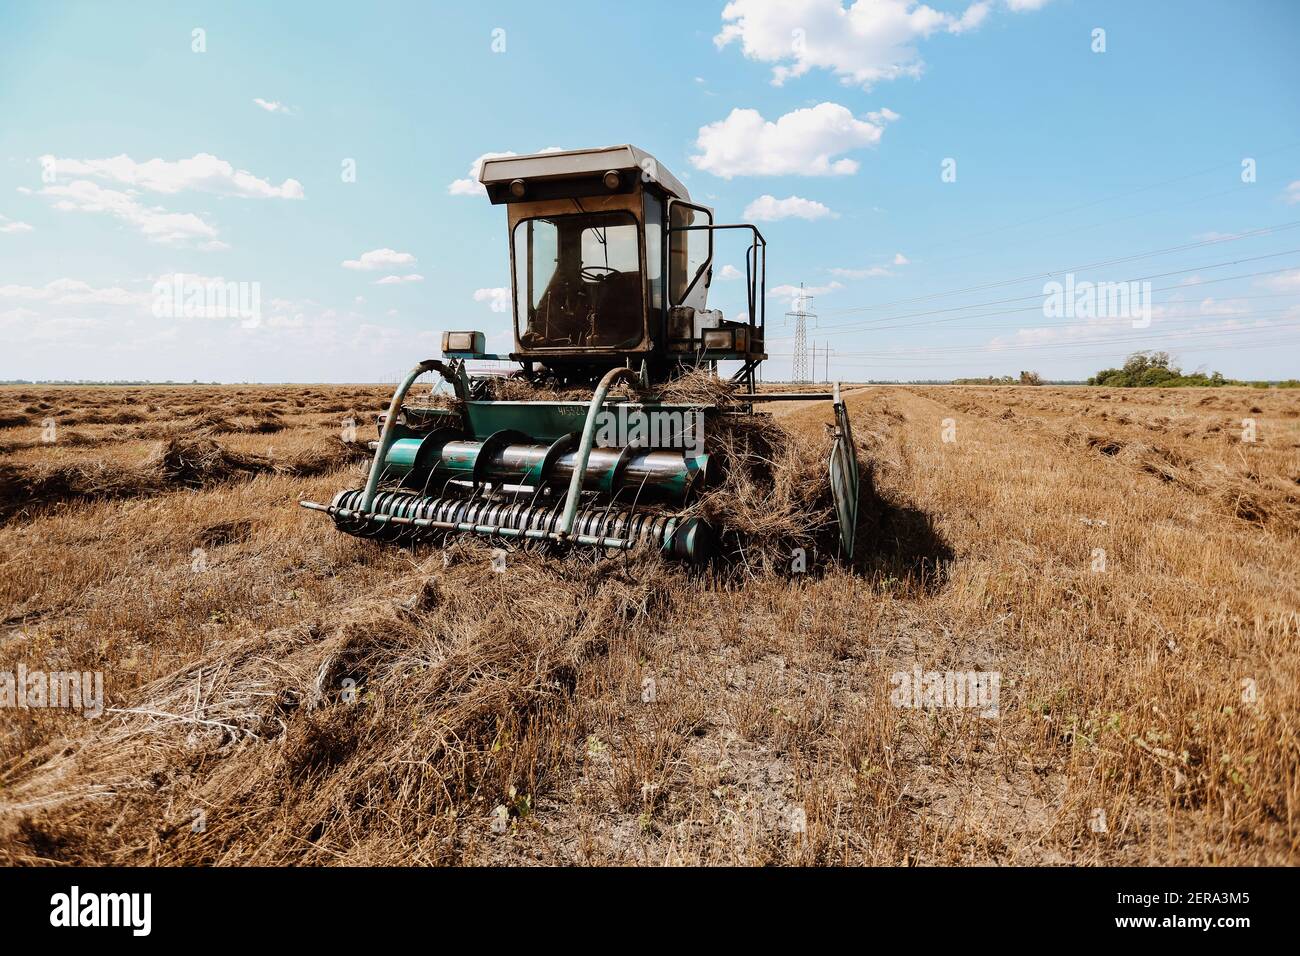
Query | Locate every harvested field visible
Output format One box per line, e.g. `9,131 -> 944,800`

0,383 -> 1297,865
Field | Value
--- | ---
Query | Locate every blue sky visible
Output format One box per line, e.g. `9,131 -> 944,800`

2,0 -> 1298,382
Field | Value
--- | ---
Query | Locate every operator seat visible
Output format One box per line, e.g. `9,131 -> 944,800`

589,270 -> 642,347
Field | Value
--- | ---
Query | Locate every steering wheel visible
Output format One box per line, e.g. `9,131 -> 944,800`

580,265 -> 617,282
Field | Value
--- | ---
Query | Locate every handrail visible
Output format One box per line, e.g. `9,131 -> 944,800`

557,366 -> 638,540
668,221 -> 767,337
360,359 -> 461,511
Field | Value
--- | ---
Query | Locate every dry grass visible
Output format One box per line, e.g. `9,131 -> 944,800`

0,382 -> 1296,865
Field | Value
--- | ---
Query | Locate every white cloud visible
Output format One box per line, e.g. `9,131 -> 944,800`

41,153 -> 304,199
473,287 -> 511,313
0,214 -> 33,234
343,248 -> 418,271
253,98 -> 295,115
718,264 -> 743,280
829,252 -> 907,279
2,314 -> 109,344
373,273 -> 424,285
0,277 -> 153,311
829,266 -> 891,279
769,281 -> 841,301
692,103 -> 893,178
744,194 -> 836,221
40,180 -> 223,247
954,2 -> 993,32
714,0 -> 1005,90
0,306 -> 40,325
990,314 -> 1262,351
449,153 -> 512,196
1006,0 -> 1051,11
50,282 -> 150,307
448,147 -> 565,196
1261,269 -> 1300,292
1194,297 -> 1249,316
1284,180 -> 1300,205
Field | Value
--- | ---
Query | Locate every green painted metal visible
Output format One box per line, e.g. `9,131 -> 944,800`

462,399 -> 707,441
362,360 -> 442,511
383,437 -> 424,476
559,367 -> 639,540
828,382 -> 859,559
379,431 -> 711,502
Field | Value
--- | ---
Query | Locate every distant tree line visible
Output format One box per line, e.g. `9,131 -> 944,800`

952,371 -> 1044,386
1088,351 -> 1297,388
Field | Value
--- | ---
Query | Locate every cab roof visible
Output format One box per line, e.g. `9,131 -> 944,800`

478,145 -> 690,203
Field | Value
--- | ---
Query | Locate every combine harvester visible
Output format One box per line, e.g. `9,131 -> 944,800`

301,145 -> 858,563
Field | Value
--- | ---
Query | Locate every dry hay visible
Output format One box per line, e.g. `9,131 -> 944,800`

147,435 -> 267,487
0,429 -> 98,455
0,545 -> 672,865
0,434 -> 371,524
690,410 -> 843,574
470,366 -> 730,405
187,410 -> 287,434
0,460 -> 157,524
187,411 -> 239,432
61,409 -> 148,426
1064,422 -> 1300,531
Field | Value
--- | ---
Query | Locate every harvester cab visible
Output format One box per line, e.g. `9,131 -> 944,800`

300,145 -> 859,563
469,144 -> 766,388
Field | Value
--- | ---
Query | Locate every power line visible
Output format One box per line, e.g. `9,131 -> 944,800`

894,141 -> 1300,263
762,300 -> 1300,347
811,253 -> 1300,335
801,304 -> 1300,338
817,277 -> 1300,337
816,220 -> 1300,317
822,336 -> 1300,369
780,320 -> 1300,361
906,184 -> 1252,277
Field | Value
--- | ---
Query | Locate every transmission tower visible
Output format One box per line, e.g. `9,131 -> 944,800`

784,283 -> 816,383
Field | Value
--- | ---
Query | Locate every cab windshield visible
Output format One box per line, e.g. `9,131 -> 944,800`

513,211 -> 644,349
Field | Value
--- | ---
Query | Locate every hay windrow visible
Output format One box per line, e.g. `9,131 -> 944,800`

147,435 -> 268,487
0,434 -> 371,524
689,410 -> 841,574
0,548 -> 672,865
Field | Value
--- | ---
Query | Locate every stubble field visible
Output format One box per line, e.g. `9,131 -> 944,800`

0,381 -> 1296,865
